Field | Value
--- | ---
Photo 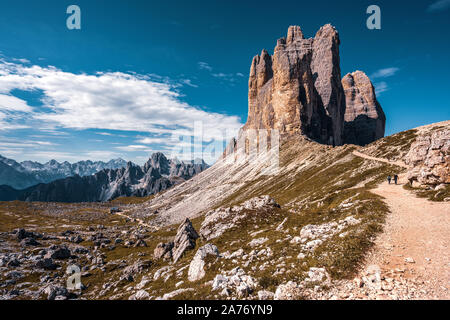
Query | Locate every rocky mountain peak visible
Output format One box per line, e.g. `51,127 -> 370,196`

144,152 -> 170,175
314,23 -> 339,42
242,24 -> 385,147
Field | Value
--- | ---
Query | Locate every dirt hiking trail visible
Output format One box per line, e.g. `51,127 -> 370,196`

353,150 -> 449,299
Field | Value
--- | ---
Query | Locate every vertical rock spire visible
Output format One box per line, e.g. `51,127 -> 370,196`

242,24 -> 385,146
311,23 -> 346,146
286,25 -> 304,44
342,71 -> 386,145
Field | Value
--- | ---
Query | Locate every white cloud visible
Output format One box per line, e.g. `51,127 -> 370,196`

374,82 -> 389,95
12,58 -> 30,64
427,0 -> 450,12
181,79 -> 199,88
115,145 -> 152,152
370,67 -> 400,79
0,60 -> 243,141
136,136 -> 170,144
0,94 -> 33,112
198,62 -> 213,71
197,62 -> 244,85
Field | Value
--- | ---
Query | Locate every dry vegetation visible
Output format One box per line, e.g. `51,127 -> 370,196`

1,124 -> 447,300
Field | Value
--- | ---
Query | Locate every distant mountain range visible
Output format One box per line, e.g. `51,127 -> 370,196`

0,154 -> 128,189
0,153 -> 209,203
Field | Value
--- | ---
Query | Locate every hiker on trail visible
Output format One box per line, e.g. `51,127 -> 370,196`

394,174 -> 399,185
387,175 -> 392,184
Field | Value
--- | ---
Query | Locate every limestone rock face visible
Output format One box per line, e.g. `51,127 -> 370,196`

312,24 -> 346,146
342,71 -> 386,146
242,24 -> 385,147
243,24 -> 345,145
404,129 -> 449,186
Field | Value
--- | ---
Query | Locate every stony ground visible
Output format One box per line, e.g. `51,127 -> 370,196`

0,122 -> 448,300
327,152 -> 449,300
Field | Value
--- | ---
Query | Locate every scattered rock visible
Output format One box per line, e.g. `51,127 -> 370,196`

43,285 -> 69,300
257,290 -> 275,300
211,267 -> 257,298
134,290 -> 150,300
121,260 -> 152,282
154,242 -> 174,260
157,288 -> 194,300
200,196 -> 280,241
305,267 -> 331,284
274,281 -> 302,300
20,238 -> 40,246
45,245 -> 71,260
36,258 -> 59,270
248,237 -> 268,247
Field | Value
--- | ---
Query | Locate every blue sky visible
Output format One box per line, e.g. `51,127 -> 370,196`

0,0 -> 449,164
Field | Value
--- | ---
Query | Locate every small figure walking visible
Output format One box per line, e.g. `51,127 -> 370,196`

387,175 -> 392,184
394,174 -> 399,185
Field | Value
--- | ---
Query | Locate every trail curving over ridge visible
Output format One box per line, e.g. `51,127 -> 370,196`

351,150 -> 449,299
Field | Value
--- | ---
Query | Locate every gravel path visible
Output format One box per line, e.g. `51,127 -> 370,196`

351,151 -> 450,299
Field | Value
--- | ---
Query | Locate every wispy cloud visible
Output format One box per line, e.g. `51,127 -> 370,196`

180,79 -> 199,88
370,67 -> 400,79
198,62 -> 213,71
115,145 -> 150,152
374,81 -> 389,95
136,136 -> 170,145
198,61 -> 245,85
427,0 -> 450,12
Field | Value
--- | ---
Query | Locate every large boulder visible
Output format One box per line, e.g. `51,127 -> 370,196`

153,242 -> 174,260
188,244 -> 219,282
45,245 -> 71,260
35,258 -> 59,270
153,218 -> 199,263
121,260 -> 152,282
172,218 -> 199,263
42,285 -> 69,300
404,129 -> 450,186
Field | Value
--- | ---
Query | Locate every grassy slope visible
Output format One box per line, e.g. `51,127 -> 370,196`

2,123 -> 448,300
109,138 -> 399,299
